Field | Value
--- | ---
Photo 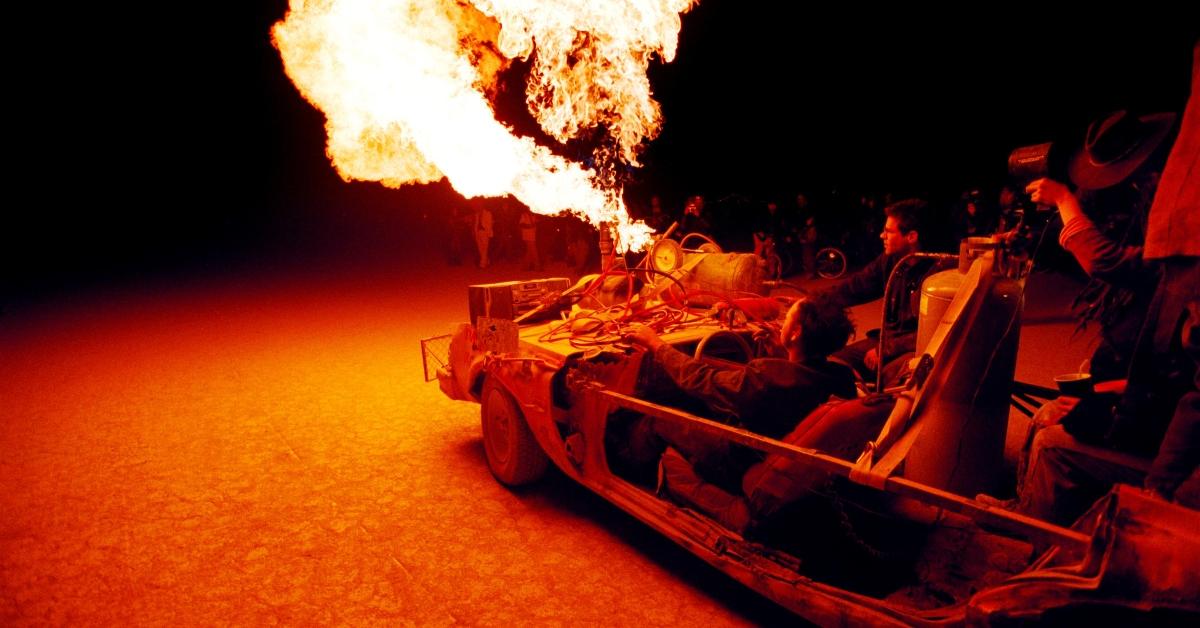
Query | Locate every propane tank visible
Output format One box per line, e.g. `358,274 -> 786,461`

683,253 -> 764,306
906,242 -> 1023,495
916,238 -> 999,354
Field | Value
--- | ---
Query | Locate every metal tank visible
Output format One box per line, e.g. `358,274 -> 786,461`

683,252 -> 764,306
905,239 -> 1024,495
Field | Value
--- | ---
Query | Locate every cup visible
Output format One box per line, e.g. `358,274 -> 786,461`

1054,372 -> 1094,397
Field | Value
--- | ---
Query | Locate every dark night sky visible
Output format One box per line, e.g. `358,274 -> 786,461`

5,3 -> 1196,297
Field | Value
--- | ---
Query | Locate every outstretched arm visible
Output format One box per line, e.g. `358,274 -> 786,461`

627,324 -> 756,419
1026,178 -> 1148,284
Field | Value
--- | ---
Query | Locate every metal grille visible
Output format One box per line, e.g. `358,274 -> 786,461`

419,334 -> 453,383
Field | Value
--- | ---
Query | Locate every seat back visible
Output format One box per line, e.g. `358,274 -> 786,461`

850,253 -> 1024,496
902,253 -> 1024,495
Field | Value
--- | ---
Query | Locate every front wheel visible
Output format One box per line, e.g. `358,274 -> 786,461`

481,378 -> 549,486
816,247 -> 847,279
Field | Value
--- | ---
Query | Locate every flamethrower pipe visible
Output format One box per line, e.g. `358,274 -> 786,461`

659,220 -> 679,242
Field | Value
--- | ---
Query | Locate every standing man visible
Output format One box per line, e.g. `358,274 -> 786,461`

518,208 -> 541,271
677,194 -> 712,238
474,203 -> 494,269
984,46 -> 1200,525
794,193 -> 819,278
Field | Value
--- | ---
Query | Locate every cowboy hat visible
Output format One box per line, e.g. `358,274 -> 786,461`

1068,110 -> 1177,190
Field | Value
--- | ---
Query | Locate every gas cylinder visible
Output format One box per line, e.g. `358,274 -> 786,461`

917,238 -> 1001,355
906,244 -> 1023,495
683,253 -> 764,306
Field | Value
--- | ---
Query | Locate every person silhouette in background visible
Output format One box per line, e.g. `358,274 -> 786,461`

518,208 -> 541,271
677,194 -> 711,238
474,202 -> 494,268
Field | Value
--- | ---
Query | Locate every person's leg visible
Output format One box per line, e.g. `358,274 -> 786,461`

652,418 -> 727,464
744,397 -> 893,519
524,239 -> 540,270
448,228 -> 462,265
476,232 -> 490,268
830,336 -> 874,382
1019,425 -> 1148,525
801,242 -> 817,278
1174,468 -> 1200,509
878,352 -> 914,388
659,448 -> 750,533
618,415 -> 664,468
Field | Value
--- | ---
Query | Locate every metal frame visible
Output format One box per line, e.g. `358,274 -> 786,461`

419,333 -> 452,383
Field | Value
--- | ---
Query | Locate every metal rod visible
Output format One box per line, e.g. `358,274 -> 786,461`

1009,397 -> 1036,418
598,388 -> 1090,552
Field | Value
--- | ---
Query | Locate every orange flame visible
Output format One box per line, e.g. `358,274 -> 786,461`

272,0 -> 696,252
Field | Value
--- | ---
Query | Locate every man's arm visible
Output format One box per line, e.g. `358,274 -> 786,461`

627,325 -> 761,420
1028,177 -> 1149,286
1060,219 -> 1148,285
651,343 -> 755,419
824,252 -> 890,307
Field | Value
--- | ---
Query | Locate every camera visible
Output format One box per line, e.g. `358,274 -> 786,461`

1007,140 -> 1073,185
1007,142 -> 1055,183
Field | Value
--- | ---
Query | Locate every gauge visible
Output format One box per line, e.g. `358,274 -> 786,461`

649,238 -> 684,273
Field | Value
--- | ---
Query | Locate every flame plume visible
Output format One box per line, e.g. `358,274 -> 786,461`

272,0 -> 696,252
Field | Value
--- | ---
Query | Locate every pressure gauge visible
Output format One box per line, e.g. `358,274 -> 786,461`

649,238 -> 684,273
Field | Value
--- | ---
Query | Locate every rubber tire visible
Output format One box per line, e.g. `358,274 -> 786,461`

481,378 -> 549,486
816,247 -> 848,279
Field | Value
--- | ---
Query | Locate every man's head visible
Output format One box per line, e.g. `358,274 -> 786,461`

781,295 -> 854,362
880,198 -> 927,256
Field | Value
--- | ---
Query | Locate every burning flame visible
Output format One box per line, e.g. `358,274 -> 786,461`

272,0 -> 696,252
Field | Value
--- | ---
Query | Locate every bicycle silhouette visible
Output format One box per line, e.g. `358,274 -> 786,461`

754,232 -> 847,280
814,244 -> 847,279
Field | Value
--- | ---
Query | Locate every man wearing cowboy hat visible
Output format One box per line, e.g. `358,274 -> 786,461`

1026,109 -> 1178,384
1004,71 -> 1198,524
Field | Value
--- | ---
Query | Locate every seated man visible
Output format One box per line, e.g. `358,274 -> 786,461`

623,295 -> 857,530
627,294 -> 856,441
1006,295 -> 1197,526
817,198 -> 952,387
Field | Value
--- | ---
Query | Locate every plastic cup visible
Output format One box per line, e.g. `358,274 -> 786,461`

1054,372 -> 1094,396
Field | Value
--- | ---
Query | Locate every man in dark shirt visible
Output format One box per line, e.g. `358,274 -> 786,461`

627,294 -> 857,440
820,198 -> 948,386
